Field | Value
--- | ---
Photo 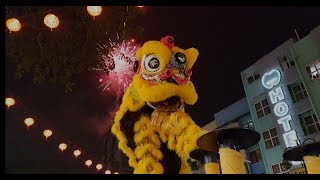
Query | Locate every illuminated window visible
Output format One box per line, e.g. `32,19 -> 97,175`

262,128 -> 280,149
249,149 -> 263,164
288,80 -> 308,103
255,99 -> 271,118
278,51 -> 295,70
271,162 -> 285,174
241,119 -> 254,129
299,109 -> 320,135
247,73 -> 260,84
306,59 -> 320,80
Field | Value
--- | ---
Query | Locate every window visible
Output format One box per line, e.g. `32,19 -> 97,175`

255,99 -> 271,118
262,128 -> 280,149
272,163 -> 285,174
306,59 -> 320,80
278,51 -> 295,70
242,119 -> 254,129
249,149 -> 263,164
299,109 -> 320,135
288,80 -> 308,103
247,73 -> 261,84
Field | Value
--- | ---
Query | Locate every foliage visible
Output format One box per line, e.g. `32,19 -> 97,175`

5,6 -> 144,93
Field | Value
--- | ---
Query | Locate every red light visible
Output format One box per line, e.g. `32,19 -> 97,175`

99,79 -> 103,82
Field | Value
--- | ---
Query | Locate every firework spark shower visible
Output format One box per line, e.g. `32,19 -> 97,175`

97,38 -> 140,95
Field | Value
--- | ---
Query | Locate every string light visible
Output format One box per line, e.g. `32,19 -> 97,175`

59,143 -> 67,152
44,14 -> 59,31
6,92 -> 107,174
96,164 -> 102,171
5,6 -> 139,172
6,18 -> 21,32
24,118 -> 35,128
73,149 -> 81,157
5,97 -> 15,108
43,129 -> 53,140
85,160 -> 93,167
114,172 -> 119,174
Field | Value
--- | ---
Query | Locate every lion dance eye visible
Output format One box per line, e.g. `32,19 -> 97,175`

174,52 -> 186,64
143,54 -> 160,72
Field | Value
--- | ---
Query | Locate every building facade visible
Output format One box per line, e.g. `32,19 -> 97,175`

197,25 -> 320,174
214,97 -> 266,174
241,25 -> 320,174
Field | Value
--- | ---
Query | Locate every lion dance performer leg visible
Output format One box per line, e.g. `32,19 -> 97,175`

111,36 -> 204,174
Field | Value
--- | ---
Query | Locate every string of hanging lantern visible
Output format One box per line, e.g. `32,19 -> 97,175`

5,6 -> 146,173
5,6 -> 144,33
5,89 -> 121,174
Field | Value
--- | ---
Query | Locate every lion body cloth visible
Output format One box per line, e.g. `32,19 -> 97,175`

111,36 -> 203,174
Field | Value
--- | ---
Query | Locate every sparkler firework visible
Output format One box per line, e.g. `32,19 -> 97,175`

96,37 -> 140,94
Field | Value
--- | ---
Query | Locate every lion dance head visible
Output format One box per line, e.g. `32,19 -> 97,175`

111,36 -> 203,174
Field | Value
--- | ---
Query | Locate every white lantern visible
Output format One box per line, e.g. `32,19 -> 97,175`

85,160 -> 93,167
5,97 -> 15,108
24,118 -> 35,128
73,149 -> 81,157
59,143 -> 67,152
43,129 -> 53,140
6,18 -> 21,32
44,14 -> 59,31
87,6 -> 102,17
96,164 -> 102,171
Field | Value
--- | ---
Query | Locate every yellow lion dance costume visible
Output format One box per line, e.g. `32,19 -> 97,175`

111,36 -> 203,174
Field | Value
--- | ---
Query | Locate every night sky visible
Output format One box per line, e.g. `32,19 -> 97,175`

5,6 -> 320,174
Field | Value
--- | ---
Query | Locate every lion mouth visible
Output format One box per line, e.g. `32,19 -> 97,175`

146,96 -> 184,112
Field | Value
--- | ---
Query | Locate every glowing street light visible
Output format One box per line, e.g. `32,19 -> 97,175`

5,97 -> 15,108
43,129 -> 53,140
24,118 -> 35,128
59,143 -> 67,152
85,160 -> 93,167
73,149 -> 81,157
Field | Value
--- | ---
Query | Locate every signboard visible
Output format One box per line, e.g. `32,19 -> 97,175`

262,69 -> 300,165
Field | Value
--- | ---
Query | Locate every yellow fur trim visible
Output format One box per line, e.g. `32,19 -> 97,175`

121,84 -> 145,112
133,115 -> 151,131
133,115 -> 164,174
134,144 -> 163,160
132,74 -> 198,105
167,134 -> 177,150
111,84 -> 146,169
134,156 -> 164,174
179,158 -> 192,174
134,131 -> 161,148
159,130 -> 168,143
